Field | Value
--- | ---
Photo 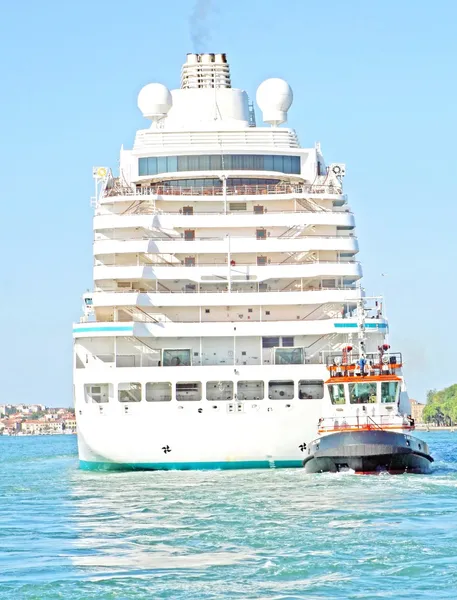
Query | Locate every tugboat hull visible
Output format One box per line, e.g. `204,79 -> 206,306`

303,430 -> 433,474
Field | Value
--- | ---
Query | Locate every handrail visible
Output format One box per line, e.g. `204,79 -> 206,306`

94,234 -> 357,242
103,183 -> 345,198
94,259 -> 360,268
92,285 -> 359,294
102,208 -> 353,216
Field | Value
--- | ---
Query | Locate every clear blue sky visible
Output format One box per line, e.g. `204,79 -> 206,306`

0,0 -> 455,406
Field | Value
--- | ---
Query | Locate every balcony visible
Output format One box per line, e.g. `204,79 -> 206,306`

103,182 -> 345,200
93,262 -> 362,289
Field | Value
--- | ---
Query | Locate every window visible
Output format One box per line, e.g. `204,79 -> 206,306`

138,155 -> 301,176
205,308 -> 210,313
299,380 -> 324,399
329,384 -> 346,405
118,382 -> 141,403
176,382 -> 202,401
237,381 -> 264,400
349,382 -> 377,404
256,229 -> 267,240
282,337 -> 294,347
84,384 -> 110,403
262,337 -> 280,348
184,256 -> 195,266
254,205 -> 264,214
269,380 -> 294,400
163,349 -> 191,367
182,206 -> 193,215
381,381 -> 399,404
322,279 -> 336,288
184,230 -> 195,241
206,381 -> 233,401
146,382 -> 172,402
274,347 -> 304,365
257,256 -> 267,266
229,202 -> 247,211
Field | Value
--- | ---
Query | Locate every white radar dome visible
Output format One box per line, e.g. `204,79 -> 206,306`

137,83 -> 172,121
256,78 -> 293,126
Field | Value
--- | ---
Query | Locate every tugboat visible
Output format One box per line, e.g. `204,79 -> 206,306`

303,301 -> 433,474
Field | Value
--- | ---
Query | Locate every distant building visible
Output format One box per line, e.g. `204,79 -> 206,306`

410,399 -> 425,423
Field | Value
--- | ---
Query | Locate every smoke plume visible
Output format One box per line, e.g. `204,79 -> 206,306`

189,0 -> 213,52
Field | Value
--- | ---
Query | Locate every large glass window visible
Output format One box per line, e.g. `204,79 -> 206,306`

299,380 -> 324,399
84,384 -> 110,403
329,384 -> 346,405
206,381 -> 233,401
146,382 -> 172,402
349,382 -> 377,404
262,337 -> 280,348
237,381 -> 264,400
118,382 -> 141,403
163,349 -> 191,367
176,382 -> 202,401
138,155 -> 301,176
274,347 -> 304,365
268,380 -> 294,400
381,381 -> 399,404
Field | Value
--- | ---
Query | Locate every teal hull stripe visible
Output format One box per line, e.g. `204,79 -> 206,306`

80,459 -> 303,471
73,326 -> 133,333
334,323 -> 387,329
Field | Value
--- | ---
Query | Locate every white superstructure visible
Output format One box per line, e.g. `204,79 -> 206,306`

74,53 -> 397,470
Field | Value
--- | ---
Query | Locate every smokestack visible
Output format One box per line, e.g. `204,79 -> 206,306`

181,53 -> 231,89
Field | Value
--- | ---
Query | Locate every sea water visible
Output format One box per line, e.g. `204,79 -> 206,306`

1,432 -> 456,599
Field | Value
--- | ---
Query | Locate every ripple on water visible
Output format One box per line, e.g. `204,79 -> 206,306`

1,433 -> 457,599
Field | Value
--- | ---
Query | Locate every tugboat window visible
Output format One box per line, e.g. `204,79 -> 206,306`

329,384 -> 345,405
349,382 -> 377,404
381,381 -> 399,403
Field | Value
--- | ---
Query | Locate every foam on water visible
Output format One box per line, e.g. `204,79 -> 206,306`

0,432 -> 456,599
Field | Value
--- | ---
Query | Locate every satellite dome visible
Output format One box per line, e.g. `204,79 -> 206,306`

256,78 -> 293,126
137,83 -> 172,121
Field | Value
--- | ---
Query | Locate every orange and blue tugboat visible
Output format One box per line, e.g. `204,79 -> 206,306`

303,302 -> 433,474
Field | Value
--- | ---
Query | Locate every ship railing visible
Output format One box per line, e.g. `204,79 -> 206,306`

77,353 -> 341,368
93,284 -> 359,294
103,183 -> 345,198
94,233 -> 356,243
325,351 -> 402,372
94,258 -> 360,268
111,206 -> 352,216
318,414 -> 410,432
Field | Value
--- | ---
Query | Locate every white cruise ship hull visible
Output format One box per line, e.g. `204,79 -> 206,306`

76,365 -> 323,470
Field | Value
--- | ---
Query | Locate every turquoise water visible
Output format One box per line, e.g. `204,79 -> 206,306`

1,433 -> 456,599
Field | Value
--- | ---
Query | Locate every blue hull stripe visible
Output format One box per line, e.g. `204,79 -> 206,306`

334,323 -> 387,329
80,459 -> 303,471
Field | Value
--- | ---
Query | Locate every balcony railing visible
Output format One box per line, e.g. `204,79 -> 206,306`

104,183 -> 344,198
94,258 -> 359,268
93,284 -> 359,294
94,233 -> 356,243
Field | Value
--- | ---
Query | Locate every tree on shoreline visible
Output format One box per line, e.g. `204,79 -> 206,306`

423,385 -> 457,425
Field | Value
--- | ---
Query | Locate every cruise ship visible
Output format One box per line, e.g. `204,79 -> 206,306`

74,52 -> 407,470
